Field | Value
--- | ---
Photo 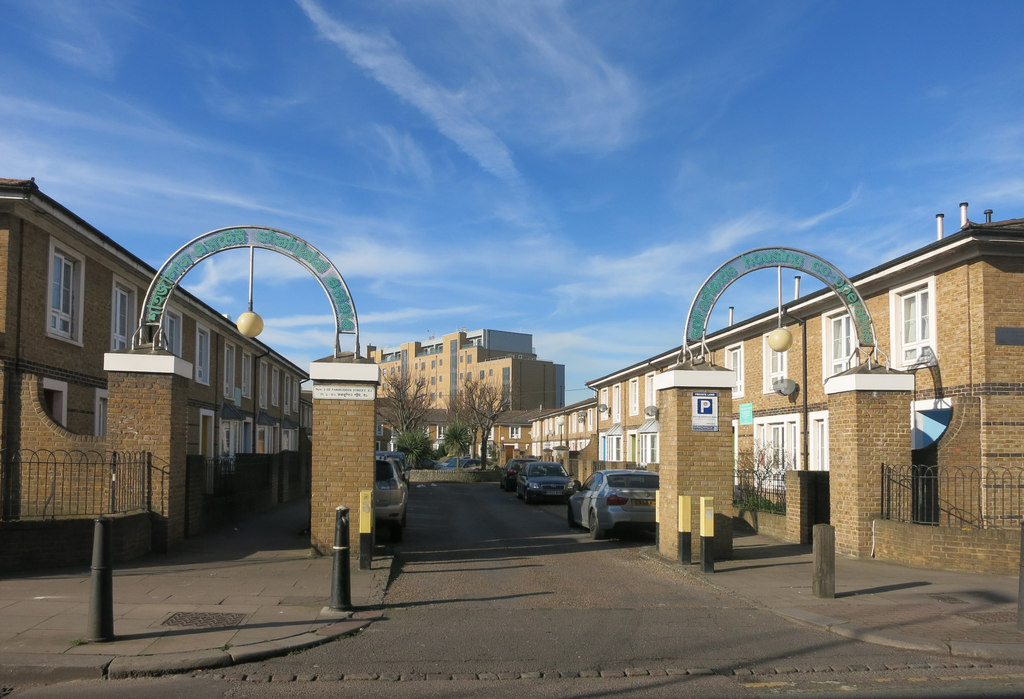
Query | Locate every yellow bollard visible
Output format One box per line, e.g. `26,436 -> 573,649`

359,489 -> 373,570
678,495 -> 691,564
699,496 -> 715,573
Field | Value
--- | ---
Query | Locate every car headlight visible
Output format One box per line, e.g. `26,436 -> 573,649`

528,481 -> 541,489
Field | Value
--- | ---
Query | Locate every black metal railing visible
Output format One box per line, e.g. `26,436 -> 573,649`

733,468 -> 787,514
2,449 -> 150,520
881,463 -> 1024,529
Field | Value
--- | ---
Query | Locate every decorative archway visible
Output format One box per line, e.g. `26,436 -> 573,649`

682,246 -> 879,363
134,226 -> 358,357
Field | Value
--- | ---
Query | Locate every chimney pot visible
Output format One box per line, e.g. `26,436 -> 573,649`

936,213 -> 944,240
985,209 -> 993,223
960,202 -> 969,228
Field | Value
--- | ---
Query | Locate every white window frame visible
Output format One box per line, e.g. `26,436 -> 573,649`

607,434 -> 623,462
292,379 -> 299,415
808,410 -> 829,471
94,388 -> 108,437
823,310 -> 856,379
283,374 -> 292,414
47,240 -> 85,344
241,351 -> 252,398
163,307 -> 183,357
223,342 -> 236,399
762,333 -> 788,393
629,378 -> 640,416
110,277 -> 136,351
510,426 -> 521,439
612,384 -> 622,422
600,388 -> 609,419
645,373 -> 656,413
271,366 -> 280,406
195,324 -> 211,385
725,343 -> 744,397
752,413 -> 800,470
259,361 -> 268,409
889,277 -> 937,369
639,431 -> 658,465
42,378 -> 68,427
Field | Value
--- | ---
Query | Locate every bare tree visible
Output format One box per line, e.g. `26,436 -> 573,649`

452,376 -> 510,469
377,372 -> 431,435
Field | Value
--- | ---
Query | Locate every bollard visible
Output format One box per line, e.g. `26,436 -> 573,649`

330,506 -> 353,611
678,495 -> 691,564
87,518 -> 114,642
812,523 -> 836,599
654,490 -> 659,546
1018,522 -> 1024,631
699,497 -> 715,573
359,489 -> 373,570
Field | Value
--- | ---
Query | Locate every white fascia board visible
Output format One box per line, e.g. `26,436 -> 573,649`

653,368 -> 736,391
824,372 -> 914,395
104,352 -> 193,378
309,361 -> 380,384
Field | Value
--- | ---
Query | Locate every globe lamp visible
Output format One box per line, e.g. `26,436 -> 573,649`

237,311 -> 264,338
767,327 -> 793,353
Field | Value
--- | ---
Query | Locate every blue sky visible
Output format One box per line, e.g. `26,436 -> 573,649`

4,1 -> 1024,400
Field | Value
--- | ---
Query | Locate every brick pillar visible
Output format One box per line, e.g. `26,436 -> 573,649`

309,357 -> 380,557
825,368 -> 913,557
104,351 -> 193,552
654,364 -> 735,562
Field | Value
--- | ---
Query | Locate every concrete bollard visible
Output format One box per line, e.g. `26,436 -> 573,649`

812,523 -> 836,599
87,518 -> 115,642
330,506 -> 353,611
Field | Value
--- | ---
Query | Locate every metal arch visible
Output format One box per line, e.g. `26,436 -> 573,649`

680,246 -> 879,363
133,226 -> 358,358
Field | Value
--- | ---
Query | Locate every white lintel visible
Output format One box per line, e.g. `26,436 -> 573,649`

104,352 -> 193,379
653,368 -> 736,391
309,360 -> 380,384
824,371 -> 914,395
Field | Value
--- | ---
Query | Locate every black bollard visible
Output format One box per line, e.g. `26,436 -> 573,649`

87,518 -> 114,642
330,506 -> 353,611
1018,522 -> 1024,631
812,523 -> 836,599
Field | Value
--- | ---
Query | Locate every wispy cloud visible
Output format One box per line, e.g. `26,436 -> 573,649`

296,0 -> 521,184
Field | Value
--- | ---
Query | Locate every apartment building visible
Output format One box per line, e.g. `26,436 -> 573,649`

0,178 -> 309,466
367,328 -> 565,411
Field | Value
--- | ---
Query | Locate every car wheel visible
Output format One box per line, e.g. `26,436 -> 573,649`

524,490 -> 533,505
391,520 -> 403,542
567,505 -> 577,528
588,510 -> 607,540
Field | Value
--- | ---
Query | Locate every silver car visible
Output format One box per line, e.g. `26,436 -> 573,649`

374,458 -> 408,540
567,470 -> 659,539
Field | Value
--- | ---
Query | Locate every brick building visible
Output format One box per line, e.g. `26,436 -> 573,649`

0,178 -> 310,540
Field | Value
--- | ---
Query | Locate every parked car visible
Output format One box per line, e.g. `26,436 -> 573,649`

374,457 -> 408,540
500,457 -> 536,491
567,470 -> 659,540
516,461 -> 572,504
376,451 -> 409,482
437,456 -> 479,470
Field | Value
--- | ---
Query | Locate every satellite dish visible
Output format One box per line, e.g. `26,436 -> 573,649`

772,378 -> 798,396
644,405 -> 659,418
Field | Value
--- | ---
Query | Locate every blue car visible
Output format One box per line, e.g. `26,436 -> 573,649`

516,461 -> 572,504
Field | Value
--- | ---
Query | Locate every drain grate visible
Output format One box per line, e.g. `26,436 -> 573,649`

162,611 -> 247,628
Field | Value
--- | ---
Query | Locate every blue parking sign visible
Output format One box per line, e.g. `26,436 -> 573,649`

692,391 -> 718,431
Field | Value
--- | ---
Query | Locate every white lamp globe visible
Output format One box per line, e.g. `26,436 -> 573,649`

237,311 -> 264,338
767,327 -> 793,353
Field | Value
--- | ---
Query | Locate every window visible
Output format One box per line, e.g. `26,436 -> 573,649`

645,373 -> 656,412
47,242 -> 84,342
42,378 -> 68,427
94,389 -> 108,437
600,388 -> 609,418
639,432 -> 658,465
725,343 -> 744,397
241,352 -> 252,398
809,411 -> 829,471
891,279 -> 936,368
195,325 -> 211,384
607,435 -> 623,461
259,361 -> 268,409
271,367 -> 280,407
629,378 -> 639,416
110,279 -> 136,350
762,334 -> 787,393
510,426 -> 521,439
163,308 -> 183,356
223,343 -> 236,399
292,379 -> 300,413
612,385 -> 621,422
752,414 -> 799,470
284,375 -> 292,413
824,312 -> 855,378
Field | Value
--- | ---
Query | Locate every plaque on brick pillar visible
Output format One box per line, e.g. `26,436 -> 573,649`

104,350 -> 193,552
309,357 -> 380,558
653,363 -> 735,563
825,365 -> 913,557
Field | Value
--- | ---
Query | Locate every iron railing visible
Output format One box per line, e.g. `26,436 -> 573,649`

733,468 -> 787,514
2,449 -> 150,520
881,463 -> 1024,529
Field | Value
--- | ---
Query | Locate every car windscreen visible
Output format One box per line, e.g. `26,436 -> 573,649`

375,460 -> 393,481
606,474 -> 659,489
530,463 -> 567,477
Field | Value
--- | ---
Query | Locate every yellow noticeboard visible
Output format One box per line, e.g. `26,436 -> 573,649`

359,490 -> 373,534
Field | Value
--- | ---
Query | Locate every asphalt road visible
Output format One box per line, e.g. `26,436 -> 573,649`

14,482 -> 1024,697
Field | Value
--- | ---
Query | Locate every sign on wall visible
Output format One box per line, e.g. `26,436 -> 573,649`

313,385 -> 376,401
692,391 -> 719,432
739,402 -> 753,425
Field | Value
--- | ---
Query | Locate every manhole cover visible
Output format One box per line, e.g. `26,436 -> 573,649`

927,594 -> 968,605
162,612 -> 247,628
958,610 -> 1019,624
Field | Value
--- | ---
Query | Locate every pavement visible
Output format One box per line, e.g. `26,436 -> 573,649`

1,501 -> 1022,686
